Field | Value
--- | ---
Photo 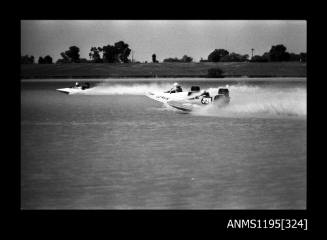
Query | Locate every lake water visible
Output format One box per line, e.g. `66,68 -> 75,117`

21,78 -> 306,209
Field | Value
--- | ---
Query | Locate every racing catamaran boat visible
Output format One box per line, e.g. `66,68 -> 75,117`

167,87 -> 230,112
145,83 -> 230,112
146,84 -> 201,103
56,82 -> 91,94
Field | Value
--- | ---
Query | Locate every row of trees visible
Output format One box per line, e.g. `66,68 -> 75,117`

57,46 -> 81,63
21,43 -> 306,64
88,41 -> 131,63
250,45 -> 306,62
163,55 -> 193,63
38,55 -> 53,64
202,49 -> 249,62
21,55 -> 35,64
201,45 -> 306,63
22,41 -> 132,64
21,55 -> 53,64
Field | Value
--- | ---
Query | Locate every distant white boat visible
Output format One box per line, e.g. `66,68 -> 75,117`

56,82 -> 91,94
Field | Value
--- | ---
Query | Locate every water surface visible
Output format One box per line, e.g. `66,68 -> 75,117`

21,78 -> 306,209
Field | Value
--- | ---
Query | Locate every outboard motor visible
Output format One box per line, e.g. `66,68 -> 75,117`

218,88 -> 229,96
214,88 -> 230,104
188,86 -> 201,96
81,82 -> 90,90
191,86 -> 200,92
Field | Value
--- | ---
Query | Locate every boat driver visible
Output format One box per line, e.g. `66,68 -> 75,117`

200,90 -> 210,97
166,82 -> 183,93
175,84 -> 183,92
74,82 -> 80,87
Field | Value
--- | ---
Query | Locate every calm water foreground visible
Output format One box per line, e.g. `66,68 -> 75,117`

21,78 -> 306,209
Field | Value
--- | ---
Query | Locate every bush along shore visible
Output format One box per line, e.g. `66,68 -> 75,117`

21,62 -> 306,79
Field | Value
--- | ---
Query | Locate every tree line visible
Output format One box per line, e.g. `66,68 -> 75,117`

21,40 -> 132,64
201,44 -> 306,62
163,55 -> 193,63
250,45 -> 307,62
21,42 -> 306,64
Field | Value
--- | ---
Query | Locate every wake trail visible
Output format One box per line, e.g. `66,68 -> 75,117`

75,82 -> 306,118
192,85 -> 306,118
77,83 -> 174,95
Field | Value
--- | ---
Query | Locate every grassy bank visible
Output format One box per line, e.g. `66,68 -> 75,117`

21,62 -> 306,79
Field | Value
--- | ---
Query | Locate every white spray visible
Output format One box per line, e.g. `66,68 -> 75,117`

193,85 -> 306,118
75,82 -> 306,118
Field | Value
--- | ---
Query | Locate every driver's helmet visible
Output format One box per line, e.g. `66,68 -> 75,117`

75,82 -> 79,86
173,82 -> 180,87
202,91 -> 209,96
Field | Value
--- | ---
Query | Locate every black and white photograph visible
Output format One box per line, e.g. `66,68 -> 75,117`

21,20 -> 306,210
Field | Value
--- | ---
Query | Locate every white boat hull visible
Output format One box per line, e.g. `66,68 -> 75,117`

167,100 -> 195,112
145,85 -> 230,112
168,96 -> 230,112
145,91 -> 198,103
56,87 -> 90,94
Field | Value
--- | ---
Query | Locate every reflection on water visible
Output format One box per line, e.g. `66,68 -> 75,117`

21,78 -> 306,209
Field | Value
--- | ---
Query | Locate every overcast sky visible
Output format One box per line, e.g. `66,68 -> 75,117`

21,20 -> 306,62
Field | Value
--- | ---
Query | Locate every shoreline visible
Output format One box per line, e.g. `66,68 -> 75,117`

21,62 -> 307,80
